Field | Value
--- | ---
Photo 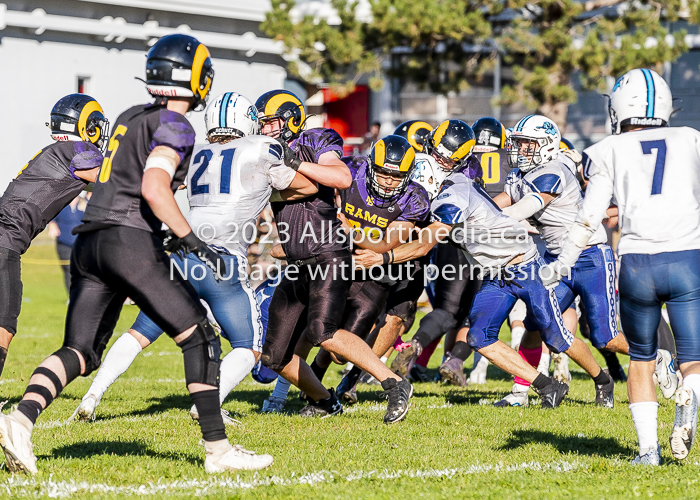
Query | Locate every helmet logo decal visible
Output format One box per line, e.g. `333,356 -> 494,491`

536,121 -> 558,135
247,105 -> 258,122
478,130 -> 490,145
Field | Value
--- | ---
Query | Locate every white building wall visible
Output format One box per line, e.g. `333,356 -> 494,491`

0,38 -> 286,191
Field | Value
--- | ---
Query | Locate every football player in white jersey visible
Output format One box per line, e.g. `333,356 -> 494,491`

492,115 -> 627,407
71,92 -> 317,423
355,123 -> 610,408
541,68 -> 700,464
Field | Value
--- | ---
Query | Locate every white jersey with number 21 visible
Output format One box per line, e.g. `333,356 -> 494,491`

581,126 -> 700,256
186,135 -> 297,259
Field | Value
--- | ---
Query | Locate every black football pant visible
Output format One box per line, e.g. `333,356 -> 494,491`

65,226 -> 206,373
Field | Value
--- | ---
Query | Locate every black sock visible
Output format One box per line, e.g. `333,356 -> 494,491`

17,400 -> 43,426
413,331 -> 432,349
532,373 -> 552,391
592,369 -> 611,385
450,341 -> 471,362
310,360 -> 329,382
191,390 -> 226,442
344,366 -> 363,387
0,346 -> 6,377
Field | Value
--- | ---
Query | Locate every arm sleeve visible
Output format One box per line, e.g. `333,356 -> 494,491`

263,142 -> 297,190
557,156 -> 615,269
501,192 -> 544,221
150,110 -> 196,165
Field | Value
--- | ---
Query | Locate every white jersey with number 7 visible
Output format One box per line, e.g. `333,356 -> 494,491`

580,126 -> 700,256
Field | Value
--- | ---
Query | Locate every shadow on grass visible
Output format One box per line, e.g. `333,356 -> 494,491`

49,439 -> 200,465
497,429 -> 632,458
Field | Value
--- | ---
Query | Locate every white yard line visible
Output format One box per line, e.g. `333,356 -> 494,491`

1,461 -> 582,498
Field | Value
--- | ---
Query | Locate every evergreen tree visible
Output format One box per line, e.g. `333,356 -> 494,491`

263,0 -> 699,128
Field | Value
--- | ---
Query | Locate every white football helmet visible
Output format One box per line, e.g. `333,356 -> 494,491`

507,115 -> 561,172
609,68 -> 672,134
204,92 -> 259,139
411,152 -> 447,200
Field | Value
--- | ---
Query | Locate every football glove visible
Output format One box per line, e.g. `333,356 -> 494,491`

539,261 -> 569,290
164,230 -> 227,281
275,137 -> 302,171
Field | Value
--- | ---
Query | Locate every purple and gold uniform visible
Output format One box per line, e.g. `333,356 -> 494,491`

262,127 -> 354,371
0,141 -> 102,335
339,156 -> 430,338
66,102 -> 206,373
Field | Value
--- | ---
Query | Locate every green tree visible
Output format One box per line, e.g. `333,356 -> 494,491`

263,0 -> 698,129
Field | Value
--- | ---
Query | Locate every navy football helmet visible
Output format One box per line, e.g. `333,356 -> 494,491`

48,94 -> 109,151
145,34 -> 214,111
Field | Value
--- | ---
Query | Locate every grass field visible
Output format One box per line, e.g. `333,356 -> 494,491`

1,239 -> 698,499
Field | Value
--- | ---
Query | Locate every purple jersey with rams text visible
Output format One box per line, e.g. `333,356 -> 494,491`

341,156 -> 430,239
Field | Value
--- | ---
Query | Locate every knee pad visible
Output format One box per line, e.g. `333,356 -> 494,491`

53,347 -> 83,379
177,321 -> 221,386
467,328 -> 496,351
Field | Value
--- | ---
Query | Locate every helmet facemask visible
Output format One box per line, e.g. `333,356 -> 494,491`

507,136 -> 549,172
367,163 -> 414,208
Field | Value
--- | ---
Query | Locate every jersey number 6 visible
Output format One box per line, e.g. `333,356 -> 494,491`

98,125 -> 128,183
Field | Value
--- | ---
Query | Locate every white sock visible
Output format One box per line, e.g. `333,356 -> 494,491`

219,349 -> 256,404
271,375 -> 292,400
86,332 -> 142,401
345,362 -> 354,371
629,401 -> 659,453
510,326 -> 526,349
380,356 -> 388,363
472,351 -> 482,369
682,373 -> 700,400
537,353 -> 551,375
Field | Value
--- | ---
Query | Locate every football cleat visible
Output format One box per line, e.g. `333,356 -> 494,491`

189,406 -> 240,426
552,353 -> 571,383
439,356 -> 468,387
654,349 -> 678,399
204,444 -> 273,473
69,394 -> 99,422
261,396 -> 287,414
632,444 -> 661,466
494,384 -> 530,407
340,387 -> 358,406
382,377 -> 413,424
534,378 -> 569,409
669,387 -> 698,460
299,389 -> 343,418
336,370 -> 362,403
0,412 -> 38,474
468,355 -> 488,385
390,338 -> 422,378
595,369 -> 615,408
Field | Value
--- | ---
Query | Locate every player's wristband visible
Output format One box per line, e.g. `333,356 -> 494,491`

382,252 -> 390,265
389,249 -> 395,264
288,157 -> 302,171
